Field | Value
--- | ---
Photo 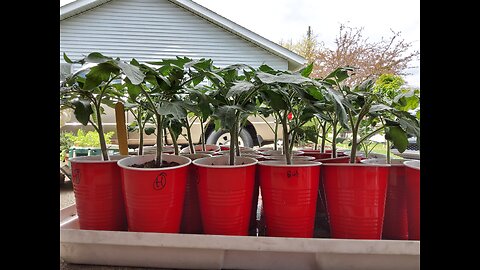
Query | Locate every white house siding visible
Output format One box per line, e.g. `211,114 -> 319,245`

60,0 -> 289,70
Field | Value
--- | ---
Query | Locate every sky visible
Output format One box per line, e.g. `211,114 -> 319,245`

60,0 -> 420,87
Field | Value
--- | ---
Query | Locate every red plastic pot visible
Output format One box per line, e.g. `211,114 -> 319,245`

262,149 -> 304,156
300,149 -> 332,160
117,154 -> 191,233
180,144 -> 220,155
218,149 -> 259,156
258,160 -> 321,238
263,155 -> 315,161
241,153 -> 266,161
315,156 -> 351,164
322,163 -> 389,239
404,160 -> 420,240
314,155 -> 351,226
250,169 -> 261,236
362,159 -> 409,240
179,153 -> 212,234
70,155 -> 129,231
193,156 -> 257,236
325,149 -> 345,156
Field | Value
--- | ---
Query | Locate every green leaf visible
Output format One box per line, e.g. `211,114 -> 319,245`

213,119 -> 222,131
168,119 -> 183,140
127,122 -> 138,132
145,127 -> 156,135
369,104 -> 392,113
125,79 -> 142,100
85,52 -> 112,63
115,60 -> 145,85
83,63 -> 119,90
147,73 -> 166,87
214,105 -> 242,130
226,81 -> 255,98
205,71 -> 225,86
262,89 -> 288,111
324,67 -> 354,83
63,52 -> 73,64
157,101 -> 187,119
385,126 -> 408,153
192,76 -> 204,86
300,63 -> 314,77
123,102 -> 137,110
257,72 -> 312,85
299,107 -> 316,123
258,64 -> 276,74
325,87 -> 349,128
305,86 -> 323,100
393,110 -> 420,138
72,99 -> 93,126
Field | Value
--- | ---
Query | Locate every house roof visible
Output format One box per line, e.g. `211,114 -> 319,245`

60,0 -> 307,70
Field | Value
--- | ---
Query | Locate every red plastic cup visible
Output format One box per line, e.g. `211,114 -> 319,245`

180,144 -> 221,155
179,153 -> 212,234
322,163 -> 389,239
315,155 -> 351,222
315,156 -> 351,164
362,159 -> 409,240
70,155 -> 129,231
325,149 -> 345,156
263,155 -> 315,161
404,160 -> 420,240
193,156 -> 257,236
258,160 -> 321,238
300,149 -> 332,160
118,155 -> 191,233
250,171 -> 260,235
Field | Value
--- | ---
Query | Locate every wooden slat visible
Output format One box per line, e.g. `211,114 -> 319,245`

115,102 -> 129,155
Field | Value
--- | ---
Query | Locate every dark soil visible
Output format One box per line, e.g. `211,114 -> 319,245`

130,160 -> 180,168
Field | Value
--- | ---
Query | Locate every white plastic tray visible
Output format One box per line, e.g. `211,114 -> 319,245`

60,204 -> 420,270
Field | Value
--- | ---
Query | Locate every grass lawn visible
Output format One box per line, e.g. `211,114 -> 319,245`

335,142 -> 403,159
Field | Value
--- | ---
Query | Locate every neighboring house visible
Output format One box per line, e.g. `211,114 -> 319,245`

60,0 -> 306,147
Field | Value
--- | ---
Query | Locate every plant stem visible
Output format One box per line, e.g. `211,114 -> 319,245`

380,117 -> 391,164
200,117 -> 206,151
321,121 -> 327,153
138,122 -> 144,156
93,103 -> 109,161
229,121 -> 237,165
185,118 -> 195,154
132,109 -> 144,156
386,140 -> 391,164
281,113 -> 291,165
331,120 -> 338,158
155,114 -> 163,167
168,126 -> 179,155
274,117 -> 279,151
349,125 -> 359,164
313,117 -> 319,150
235,114 -> 242,157
289,130 -> 297,155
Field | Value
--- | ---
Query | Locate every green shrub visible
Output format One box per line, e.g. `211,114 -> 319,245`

60,131 -> 74,162
60,130 -> 115,161
66,130 -> 114,148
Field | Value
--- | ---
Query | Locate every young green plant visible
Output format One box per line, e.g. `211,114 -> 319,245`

256,63 -> 326,164
60,52 -> 145,161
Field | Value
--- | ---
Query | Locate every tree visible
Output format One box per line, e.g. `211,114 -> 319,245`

280,26 -> 320,64
280,24 -> 419,86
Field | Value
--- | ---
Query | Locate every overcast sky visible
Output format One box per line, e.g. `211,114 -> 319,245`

60,0 -> 420,87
